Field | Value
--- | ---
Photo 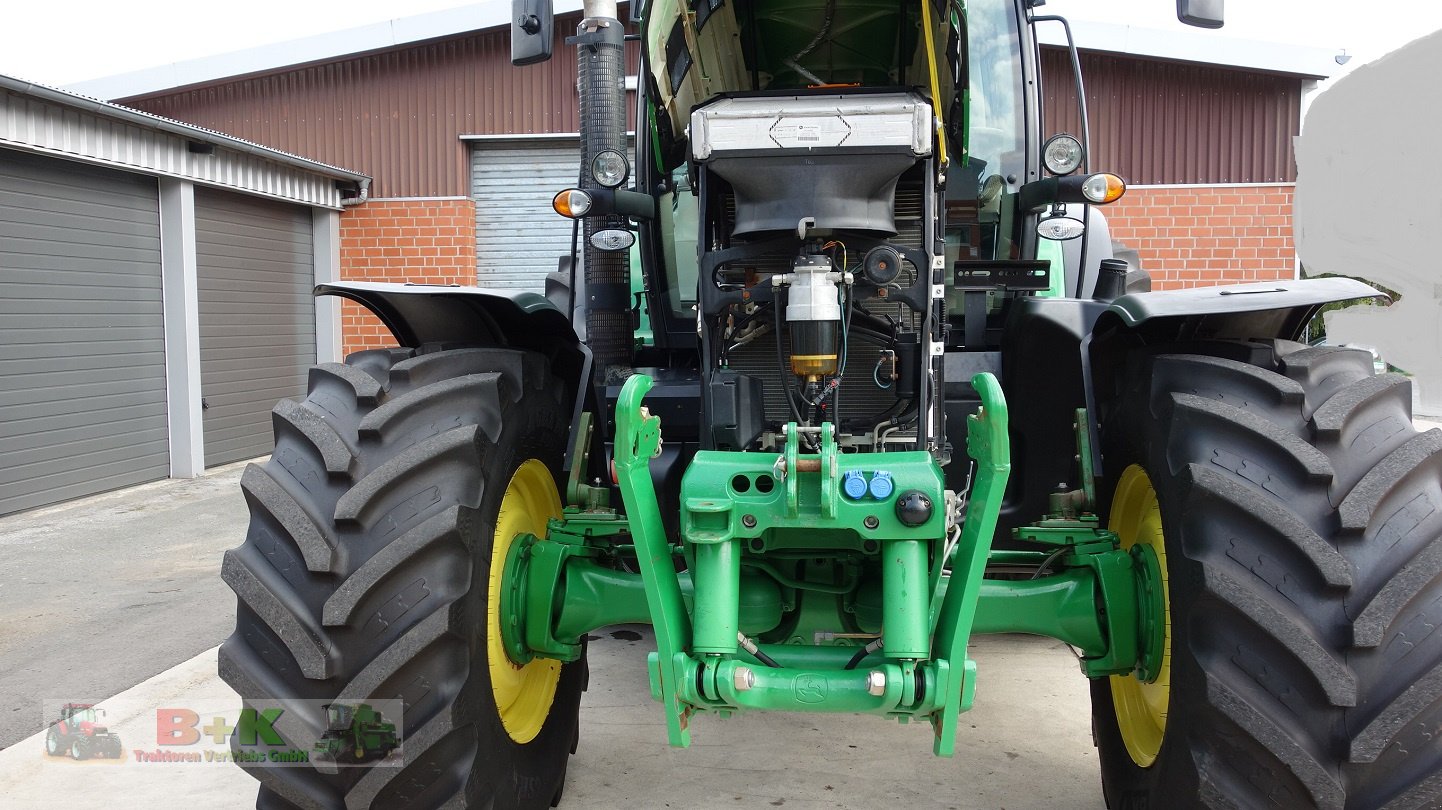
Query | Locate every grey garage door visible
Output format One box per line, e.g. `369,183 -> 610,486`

472,139 -> 585,290
0,149 -> 168,515
195,188 -> 315,468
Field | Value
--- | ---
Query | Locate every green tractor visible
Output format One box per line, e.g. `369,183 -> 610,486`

312,703 -> 399,763
219,0 -> 1442,807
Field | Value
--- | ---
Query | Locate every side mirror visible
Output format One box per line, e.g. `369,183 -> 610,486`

511,0 -> 555,66
1177,0 -> 1223,29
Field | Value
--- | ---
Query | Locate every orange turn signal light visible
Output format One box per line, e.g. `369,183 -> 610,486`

1082,173 -> 1127,204
552,188 -> 592,218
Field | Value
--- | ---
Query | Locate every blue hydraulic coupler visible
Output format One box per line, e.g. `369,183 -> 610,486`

842,470 -> 869,500
869,471 -> 894,499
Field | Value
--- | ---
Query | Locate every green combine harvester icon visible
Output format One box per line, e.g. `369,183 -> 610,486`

312,703 -> 398,763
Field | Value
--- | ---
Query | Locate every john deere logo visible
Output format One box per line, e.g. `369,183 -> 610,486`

793,674 -> 826,704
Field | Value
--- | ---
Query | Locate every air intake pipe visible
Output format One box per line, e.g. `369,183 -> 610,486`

576,0 -> 632,381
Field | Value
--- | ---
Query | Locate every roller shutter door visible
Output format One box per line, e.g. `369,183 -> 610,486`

471,140 -> 582,290
0,149 -> 168,515
195,189 -> 315,467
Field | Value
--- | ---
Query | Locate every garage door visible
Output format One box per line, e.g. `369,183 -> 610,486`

471,140 -> 583,290
195,189 -> 315,468
0,149 -> 168,515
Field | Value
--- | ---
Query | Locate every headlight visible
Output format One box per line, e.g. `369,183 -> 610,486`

590,229 -> 636,251
1043,134 -> 1084,176
1081,173 -> 1126,204
552,188 -> 592,218
590,149 -> 629,188
1036,216 -> 1086,240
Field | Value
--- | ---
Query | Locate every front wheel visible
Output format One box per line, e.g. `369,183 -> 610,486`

219,346 -> 584,809
1092,345 -> 1442,808
70,740 -> 88,761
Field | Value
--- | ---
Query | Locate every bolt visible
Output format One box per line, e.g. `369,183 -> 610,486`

863,515 -> 879,530
742,514 -> 757,529
866,670 -> 887,697
734,666 -> 757,692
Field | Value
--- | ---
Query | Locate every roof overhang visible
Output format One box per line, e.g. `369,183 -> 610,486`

67,1 -> 1331,102
0,72 -> 370,208
1036,18 -> 1335,80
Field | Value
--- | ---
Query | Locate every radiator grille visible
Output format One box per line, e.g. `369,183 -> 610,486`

715,176 -> 926,438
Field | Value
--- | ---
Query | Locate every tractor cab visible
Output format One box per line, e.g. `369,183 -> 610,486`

59,704 -> 99,725
322,703 -> 353,733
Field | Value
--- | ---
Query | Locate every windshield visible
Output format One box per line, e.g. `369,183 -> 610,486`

944,0 -> 1028,317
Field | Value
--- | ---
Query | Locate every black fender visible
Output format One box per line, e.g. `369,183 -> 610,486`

997,277 -> 1384,537
316,281 -> 592,468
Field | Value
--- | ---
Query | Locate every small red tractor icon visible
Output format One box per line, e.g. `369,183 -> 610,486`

45,703 -> 122,760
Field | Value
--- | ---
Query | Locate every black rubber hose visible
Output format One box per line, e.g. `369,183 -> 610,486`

843,639 -> 882,670
754,647 -> 781,668
577,18 -> 632,379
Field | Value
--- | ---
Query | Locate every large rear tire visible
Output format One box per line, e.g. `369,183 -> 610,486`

1091,343 -> 1442,808
220,346 -> 584,810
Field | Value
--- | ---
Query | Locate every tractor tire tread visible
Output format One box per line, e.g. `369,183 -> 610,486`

223,346 -> 580,810
241,464 -> 337,574
273,399 -> 356,475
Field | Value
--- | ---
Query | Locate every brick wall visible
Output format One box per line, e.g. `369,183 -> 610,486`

338,198 -> 477,354
335,186 -> 1294,353
1103,184 -> 1296,289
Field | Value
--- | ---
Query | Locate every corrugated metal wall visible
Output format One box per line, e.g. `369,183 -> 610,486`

123,26 -> 1301,196
124,12 -> 638,198
1040,46 -> 1302,184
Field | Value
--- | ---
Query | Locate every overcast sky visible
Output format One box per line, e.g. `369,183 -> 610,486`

2,0 -> 1439,88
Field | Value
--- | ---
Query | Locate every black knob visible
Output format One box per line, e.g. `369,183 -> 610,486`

517,14 -> 541,34
895,491 -> 933,527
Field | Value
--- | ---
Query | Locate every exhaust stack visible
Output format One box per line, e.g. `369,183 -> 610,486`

576,0 -> 632,380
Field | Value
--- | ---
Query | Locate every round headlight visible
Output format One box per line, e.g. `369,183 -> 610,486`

1081,173 -> 1127,204
591,149 -> 630,188
1043,134 -> 1085,176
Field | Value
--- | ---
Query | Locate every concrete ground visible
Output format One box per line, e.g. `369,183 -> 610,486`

0,462 -> 249,749
0,633 -> 1102,809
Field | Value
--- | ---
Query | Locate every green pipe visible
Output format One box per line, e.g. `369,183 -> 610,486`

692,540 -> 741,654
882,539 -> 930,659
552,559 -> 783,642
971,571 -> 1106,655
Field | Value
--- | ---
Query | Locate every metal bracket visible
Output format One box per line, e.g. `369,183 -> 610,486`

613,374 -> 694,747
929,372 -> 1010,756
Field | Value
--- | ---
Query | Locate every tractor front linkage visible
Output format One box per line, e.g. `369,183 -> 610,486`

499,372 -> 1163,755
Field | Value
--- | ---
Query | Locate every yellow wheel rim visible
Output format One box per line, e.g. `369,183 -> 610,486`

1108,465 -> 1172,768
487,458 -> 563,744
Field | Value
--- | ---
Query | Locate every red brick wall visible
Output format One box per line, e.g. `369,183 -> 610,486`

1104,184 -> 1296,289
335,186 -> 1295,353
338,198 -> 477,354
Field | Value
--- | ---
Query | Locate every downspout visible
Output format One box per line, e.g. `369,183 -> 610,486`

340,178 -> 371,207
